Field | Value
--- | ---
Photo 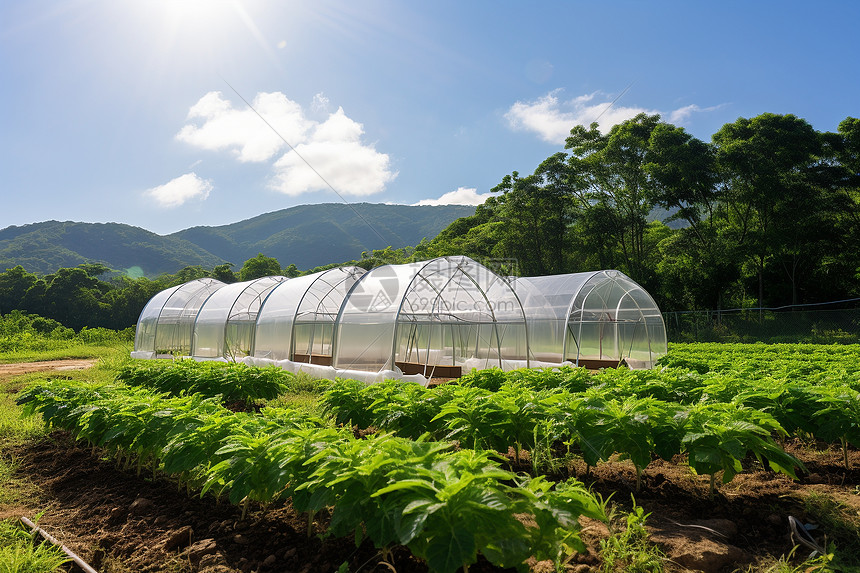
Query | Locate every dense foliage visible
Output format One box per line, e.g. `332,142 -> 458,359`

18,379 -> 606,572
321,374 -> 806,491
115,360 -> 296,404
0,309 -> 132,354
413,113 -> 860,312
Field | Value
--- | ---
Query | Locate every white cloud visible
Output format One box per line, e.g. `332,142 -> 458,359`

505,90 -> 718,143
277,40 -> 287,49
177,93 -> 396,197
414,187 -> 496,206
667,103 -> 727,124
311,92 -> 330,114
145,173 -> 213,208
177,91 -> 313,162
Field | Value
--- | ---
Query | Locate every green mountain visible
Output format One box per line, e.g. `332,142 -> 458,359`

0,203 -> 476,276
170,203 -> 476,270
0,221 -> 225,276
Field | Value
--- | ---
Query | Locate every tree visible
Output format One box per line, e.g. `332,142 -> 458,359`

491,152 -> 573,276
713,113 -> 829,306
565,113 -> 663,282
0,266 -> 38,314
283,263 -> 301,278
41,267 -> 110,330
211,263 -> 238,283
174,266 -> 211,283
76,263 -> 112,278
239,254 -> 281,281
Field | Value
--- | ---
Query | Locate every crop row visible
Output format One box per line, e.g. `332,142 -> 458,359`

322,379 -> 807,491
115,360 -> 298,404
17,380 -> 605,573
452,365 -> 860,468
658,342 -> 860,382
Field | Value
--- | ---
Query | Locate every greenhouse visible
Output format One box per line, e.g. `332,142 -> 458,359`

334,256 -> 529,379
253,266 -> 366,365
513,270 -> 667,369
132,257 -> 668,381
132,278 -> 225,359
191,275 -> 288,360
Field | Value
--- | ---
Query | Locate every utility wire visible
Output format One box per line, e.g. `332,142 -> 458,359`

220,77 -> 391,245
592,80 -> 635,124
665,297 -> 860,315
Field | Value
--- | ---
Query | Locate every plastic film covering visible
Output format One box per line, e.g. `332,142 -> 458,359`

192,276 -> 288,360
147,278 -> 225,357
567,270 -> 667,369
513,273 -> 597,364
334,256 -> 528,374
133,284 -> 183,357
254,267 -> 365,362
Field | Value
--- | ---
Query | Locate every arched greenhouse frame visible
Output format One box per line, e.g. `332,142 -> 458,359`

132,277 -> 225,359
191,275 -> 289,360
132,258 -> 668,381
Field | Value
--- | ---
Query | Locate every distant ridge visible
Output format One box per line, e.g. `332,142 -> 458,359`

0,203 -> 475,276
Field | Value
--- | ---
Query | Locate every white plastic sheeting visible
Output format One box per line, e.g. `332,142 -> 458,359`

514,270 -> 667,369
192,276 -> 288,360
334,256 -> 528,375
132,258 -> 668,379
254,267 -> 365,362
132,278 -> 225,359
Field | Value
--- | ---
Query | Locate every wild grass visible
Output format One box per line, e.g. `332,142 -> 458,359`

598,496 -> 664,573
0,517 -> 70,572
0,342 -> 132,365
801,492 -> 860,570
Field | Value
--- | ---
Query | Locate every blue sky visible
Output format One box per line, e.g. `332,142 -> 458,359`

2,1 -> 858,235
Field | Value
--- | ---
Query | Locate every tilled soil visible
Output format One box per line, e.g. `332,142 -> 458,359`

5,432 -> 860,573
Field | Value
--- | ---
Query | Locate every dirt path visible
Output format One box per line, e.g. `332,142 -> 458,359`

0,359 -> 98,380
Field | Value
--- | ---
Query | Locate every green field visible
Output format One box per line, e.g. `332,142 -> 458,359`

2,342 -> 860,572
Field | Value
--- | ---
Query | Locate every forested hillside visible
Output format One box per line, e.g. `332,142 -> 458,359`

0,221 -> 223,276
0,204 -> 475,276
169,203 -> 475,270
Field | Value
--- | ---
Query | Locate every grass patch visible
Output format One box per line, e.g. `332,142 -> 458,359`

737,548 -> 834,572
598,496 -> 664,573
0,454 -> 41,506
802,492 -> 860,570
0,517 -> 70,572
264,391 -> 325,415
0,342 -> 132,365
0,392 -> 46,445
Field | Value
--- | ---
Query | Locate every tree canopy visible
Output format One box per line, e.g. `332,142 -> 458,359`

2,112 -> 858,332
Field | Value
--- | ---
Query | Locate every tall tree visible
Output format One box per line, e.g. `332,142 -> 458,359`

713,113 -> 828,306
0,266 -> 38,314
645,123 -> 739,309
491,152 -> 573,276
565,113 -> 662,282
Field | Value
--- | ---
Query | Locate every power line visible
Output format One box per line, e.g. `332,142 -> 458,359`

592,80 -> 635,124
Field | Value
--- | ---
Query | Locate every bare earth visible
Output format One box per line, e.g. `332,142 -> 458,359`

0,359 -> 98,380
